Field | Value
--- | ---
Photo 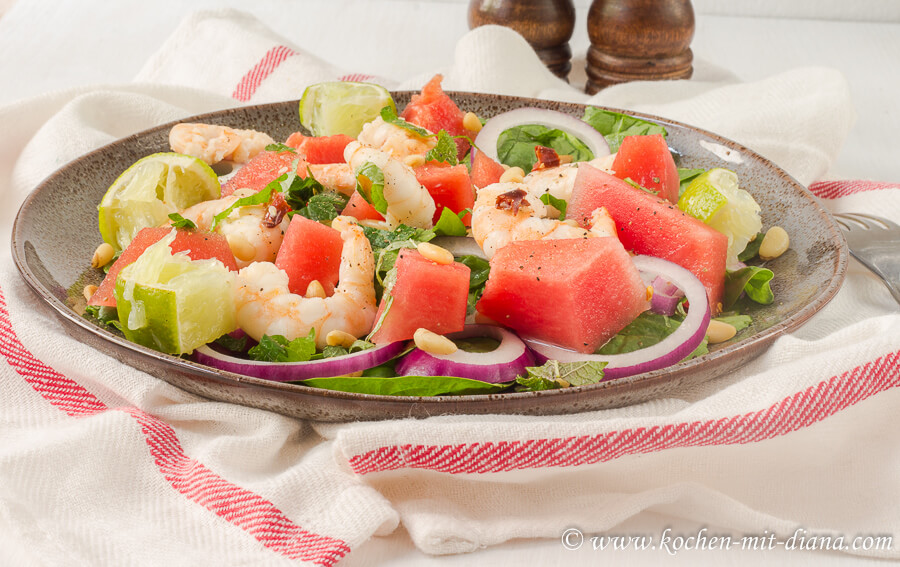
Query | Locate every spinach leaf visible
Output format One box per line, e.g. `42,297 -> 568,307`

300,374 -> 510,396
724,266 -> 774,308
713,314 -> 753,332
581,107 -> 667,153
597,311 -> 709,361
83,304 -> 123,332
497,124 -> 594,171
456,254 -> 491,316
677,168 -> 706,198
433,207 -> 468,236
738,232 -> 764,262
213,333 -> 248,353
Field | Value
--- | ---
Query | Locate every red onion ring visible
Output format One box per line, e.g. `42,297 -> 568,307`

523,255 -> 710,379
192,340 -> 406,382
649,275 -> 685,316
395,324 -> 534,383
474,107 -> 611,164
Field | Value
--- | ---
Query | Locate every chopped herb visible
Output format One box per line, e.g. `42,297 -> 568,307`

516,360 -> 607,391
264,143 -> 297,153
424,130 -> 459,165
213,333 -> 248,353
84,304 -> 123,332
355,161 -> 388,214
539,193 -> 568,218
247,329 -> 317,362
433,207 -> 468,236
380,106 -> 433,138
167,213 -> 196,229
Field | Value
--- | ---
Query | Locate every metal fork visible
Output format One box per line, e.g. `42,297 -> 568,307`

833,213 -> 900,305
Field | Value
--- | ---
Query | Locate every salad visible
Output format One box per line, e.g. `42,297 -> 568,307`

82,76 -> 784,397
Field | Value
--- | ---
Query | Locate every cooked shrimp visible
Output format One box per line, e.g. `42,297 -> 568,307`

233,216 -> 377,348
522,155 -> 618,218
169,123 -> 275,164
179,190 -> 287,268
307,163 -> 357,195
357,116 -> 436,159
344,141 -> 436,228
471,182 -> 617,258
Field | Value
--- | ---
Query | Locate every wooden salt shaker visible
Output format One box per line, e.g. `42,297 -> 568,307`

468,0 -> 577,80
585,0 -> 695,93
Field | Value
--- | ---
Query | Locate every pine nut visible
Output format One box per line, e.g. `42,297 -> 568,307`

499,167 -> 525,184
416,242 -> 454,265
463,111 -> 482,133
326,329 -> 357,349
558,154 -> 574,164
226,233 -> 256,262
91,243 -> 115,268
305,280 -> 327,299
403,154 -> 426,168
413,328 -> 458,355
707,320 -> 737,344
759,226 -> 789,261
83,285 -> 98,302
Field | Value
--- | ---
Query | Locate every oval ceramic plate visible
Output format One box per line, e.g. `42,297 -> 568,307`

12,93 -> 847,421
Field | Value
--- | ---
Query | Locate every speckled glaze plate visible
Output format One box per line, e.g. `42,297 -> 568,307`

12,93 -> 847,421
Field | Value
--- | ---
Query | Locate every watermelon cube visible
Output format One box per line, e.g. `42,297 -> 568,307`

568,164 -> 728,313
369,249 -> 470,344
476,238 -> 649,354
414,162 -> 475,226
274,215 -> 343,296
611,134 -> 680,203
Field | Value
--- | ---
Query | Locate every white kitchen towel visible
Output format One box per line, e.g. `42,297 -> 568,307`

2,8 -> 898,566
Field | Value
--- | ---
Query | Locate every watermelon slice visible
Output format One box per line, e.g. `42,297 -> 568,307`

275,215 -> 343,296
342,191 -> 385,222
470,149 -> 506,189
401,75 -> 474,159
221,150 -> 296,197
285,133 -> 354,164
476,238 -> 649,354
568,164 -> 728,312
414,162 -> 475,225
89,227 -> 237,307
370,249 -> 470,344
612,134 -> 680,203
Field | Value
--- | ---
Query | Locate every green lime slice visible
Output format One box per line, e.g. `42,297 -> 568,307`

299,81 -> 396,137
115,231 -> 236,355
99,152 -> 220,252
678,168 -> 762,267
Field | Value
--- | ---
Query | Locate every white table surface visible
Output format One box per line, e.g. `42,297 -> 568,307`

2,2 -> 898,565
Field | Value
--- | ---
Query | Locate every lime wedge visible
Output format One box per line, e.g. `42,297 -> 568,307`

99,153 -> 220,252
115,230 -> 236,355
299,81 -> 395,137
678,168 -> 762,268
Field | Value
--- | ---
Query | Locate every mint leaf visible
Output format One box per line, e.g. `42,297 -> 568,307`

456,254 -> 490,316
84,304 -> 123,332
724,266 -> 774,308
539,193 -> 568,217
517,360 -> 607,391
213,333 -> 248,353
295,192 -> 349,222
211,160 -> 297,230
248,329 -> 317,362
380,106 -> 433,138
265,143 -> 297,153
497,124 -> 594,171
167,213 -> 196,229
623,177 -> 658,196
433,207 -> 468,236
355,161 -> 388,214
424,130 -> 459,165
284,170 -> 326,210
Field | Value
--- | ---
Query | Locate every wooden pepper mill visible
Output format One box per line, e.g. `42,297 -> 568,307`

585,0 -> 695,94
468,0 -> 577,80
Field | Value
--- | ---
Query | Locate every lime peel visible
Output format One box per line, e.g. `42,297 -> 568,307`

299,82 -> 396,137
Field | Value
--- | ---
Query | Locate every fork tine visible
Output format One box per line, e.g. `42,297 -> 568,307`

835,212 -> 900,231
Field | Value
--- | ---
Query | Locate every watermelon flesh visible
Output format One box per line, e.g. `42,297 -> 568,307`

285,133 -> 354,164
274,215 -> 343,296
342,191 -> 385,222
401,75 -> 474,160
568,164 -> 728,312
89,227 -> 238,307
222,150 -> 296,197
470,149 -> 506,189
370,249 -> 470,344
612,134 -> 680,204
414,162 -> 475,225
476,238 -> 649,354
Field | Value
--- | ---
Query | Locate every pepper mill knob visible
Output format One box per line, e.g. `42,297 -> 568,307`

585,0 -> 695,94
468,0 -> 577,80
